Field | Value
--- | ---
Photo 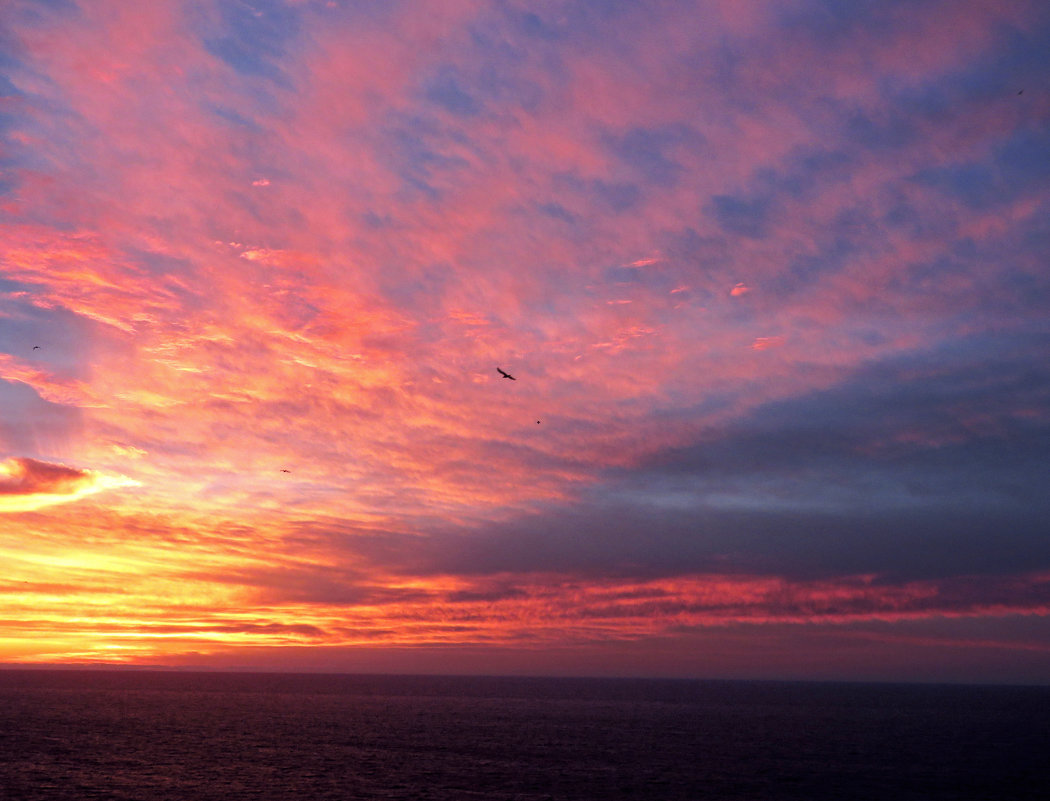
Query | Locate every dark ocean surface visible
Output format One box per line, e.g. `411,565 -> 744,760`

0,670 -> 1046,800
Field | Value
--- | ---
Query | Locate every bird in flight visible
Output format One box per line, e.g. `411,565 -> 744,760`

497,367 -> 516,380
32,345 -> 40,350
280,469 -> 291,473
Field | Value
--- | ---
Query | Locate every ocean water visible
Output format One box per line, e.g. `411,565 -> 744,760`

0,671 -> 1046,800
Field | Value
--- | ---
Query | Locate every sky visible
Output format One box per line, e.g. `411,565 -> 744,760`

1,0 -> 1049,683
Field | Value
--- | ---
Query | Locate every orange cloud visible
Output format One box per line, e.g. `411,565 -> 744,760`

730,282 -> 750,297
0,457 -> 138,513
3,539 -> 1048,666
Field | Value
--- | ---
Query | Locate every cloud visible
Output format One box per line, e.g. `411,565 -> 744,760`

383,333 -> 1050,585
750,336 -> 783,350
0,354 -> 96,407
0,456 -> 138,513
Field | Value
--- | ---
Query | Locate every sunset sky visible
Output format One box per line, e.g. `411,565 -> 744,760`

2,0 -> 1049,682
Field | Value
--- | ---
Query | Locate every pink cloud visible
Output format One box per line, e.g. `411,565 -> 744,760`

750,336 -> 784,351
0,354 -> 95,407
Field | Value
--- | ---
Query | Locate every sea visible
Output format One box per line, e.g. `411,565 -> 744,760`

0,670 -> 1046,800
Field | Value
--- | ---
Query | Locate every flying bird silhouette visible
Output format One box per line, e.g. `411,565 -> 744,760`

497,367 -> 516,380
280,469 -> 291,473
32,345 -> 40,350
